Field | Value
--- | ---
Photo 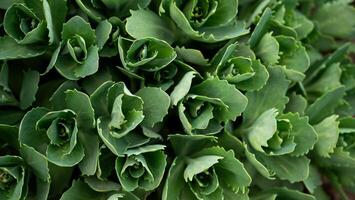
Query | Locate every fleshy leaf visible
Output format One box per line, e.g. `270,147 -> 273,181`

313,115 -> 340,157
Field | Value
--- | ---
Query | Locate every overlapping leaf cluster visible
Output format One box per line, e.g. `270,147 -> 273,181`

0,0 -> 355,199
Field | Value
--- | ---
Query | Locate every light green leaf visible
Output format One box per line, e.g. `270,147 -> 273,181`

255,32 -> 280,65
250,7 -> 272,48
183,155 -> 222,181
126,9 -> 176,44
170,71 -> 197,106
64,89 -> 95,129
306,86 -> 345,124
0,37 -> 46,60
246,108 -> 278,153
258,154 -> 310,182
314,115 -> 340,157
136,87 -> 170,127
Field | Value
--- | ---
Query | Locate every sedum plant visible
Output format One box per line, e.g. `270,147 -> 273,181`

0,0 -> 354,199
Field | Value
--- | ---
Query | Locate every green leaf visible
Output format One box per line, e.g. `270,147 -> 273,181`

175,46 -> 209,66
64,89 -> 95,129
60,180 -> 110,200
285,93 -> 307,115
313,0 -> 355,39
246,108 -> 278,153
169,134 -> 217,156
254,32 -> 280,65
313,115 -> 340,157
304,165 -> 322,193
19,70 -> 40,109
279,113 -> 318,156
258,154 -> 310,182
78,130 -> 100,176
20,144 -> 49,182
250,7 -> 272,48
95,20 -> 112,50
19,107 -> 49,152
183,155 -> 222,181
136,87 -> 170,127
170,71 -> 197,106
44,0 -> 68,44
126,9 -> 176,44
0,36 -> 46,60
245,145 -> 275,179
47,143 -> 85,167
162,156 -> 186,200
306,86 -> 345,124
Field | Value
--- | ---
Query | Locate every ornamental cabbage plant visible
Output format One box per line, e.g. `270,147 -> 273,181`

0,0 -> 355,200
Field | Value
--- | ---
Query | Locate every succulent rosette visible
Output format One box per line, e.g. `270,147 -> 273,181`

115,145 -> 167,192
170,72 -> 247,135
118,37 -> 177,72
0,125 -> 50,200
159,0 -> 249,42
53,16 -> 99,80
19,81 -> 99,174
0,156 -> 27,200
0,0 -> 66,60
249,7 -> 311,82
118,37 -> 204,91
237,66 -> 317,182
91,81 -> 170,155
211,41 -> 269,91
164,135 -> 251,200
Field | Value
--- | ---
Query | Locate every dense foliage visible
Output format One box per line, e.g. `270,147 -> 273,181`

0,0 -> 355,199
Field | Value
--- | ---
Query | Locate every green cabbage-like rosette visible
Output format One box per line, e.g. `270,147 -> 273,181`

170,73 -> 247,135
242,109 -> 317,183
159,0 -> 249,42
211,41 -> 269,91
19,84 -> 99,171
75,0 -> 151,21
0,156 -> 27,200
115,145 -> 167,192
91,81 -> 170,155
4,3 -> 47,44
0,126 -> 50,200
239,66 -> 316,182
54,16 -> 99,80
249,7 -> 310,82
164,135 -> 251,200
0,0 -> 67,60
3,0 -> 66,45
118,37 -> 177,73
